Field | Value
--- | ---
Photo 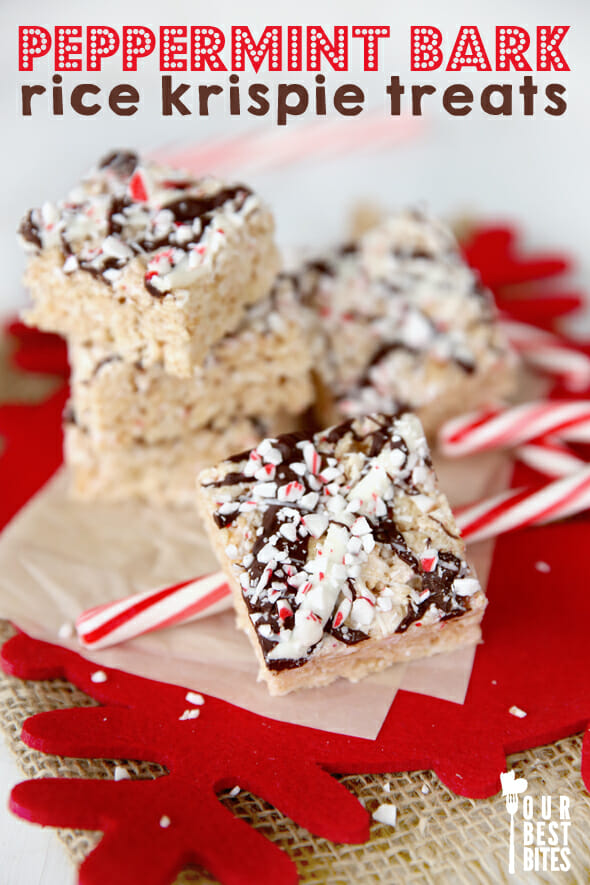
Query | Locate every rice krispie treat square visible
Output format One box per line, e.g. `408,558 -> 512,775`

296,209 -> 516,435
197,412 -> 486,695
68,277 -> 314,447
19,150 -> 280,377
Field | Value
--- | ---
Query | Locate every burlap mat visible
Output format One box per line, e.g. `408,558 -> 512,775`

1,332 -> 589,883
1,623 -> 589,884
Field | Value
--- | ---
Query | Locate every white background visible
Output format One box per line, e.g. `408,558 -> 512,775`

0,0 -> 588,881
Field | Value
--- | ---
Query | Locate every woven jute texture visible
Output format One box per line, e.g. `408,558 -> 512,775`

1,619 -> 589,885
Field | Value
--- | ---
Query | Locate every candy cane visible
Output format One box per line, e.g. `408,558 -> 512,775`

75,466 -> 590,649
150,110 -> 423,177
516,437 -> 586,478
439,400 -> 590,457
76,573 -> 231,649
455,466 -> 590,544
500,318 -> 590,392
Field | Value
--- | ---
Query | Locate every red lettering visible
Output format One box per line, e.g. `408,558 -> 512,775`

190,27 -> 227,71
87,26 -> 120,72
410,26 -> 443,71
122,26 -> 156,71
307,26 -> 348,71
537,26 -> 570,71
160,26 -> 187,72
231,26 -> 281,73
55,26 -> 83,72
446,26 -> 492,71
351,26 -> 390,72
19,26 -> 51,71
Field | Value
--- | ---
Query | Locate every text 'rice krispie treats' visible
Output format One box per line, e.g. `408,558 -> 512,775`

19,150 -> 280,376
68,276 -> 314,448
197,412 -> 486,695
295,209 -> 516,435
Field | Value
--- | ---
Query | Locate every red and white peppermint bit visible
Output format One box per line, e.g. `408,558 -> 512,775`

128,170 -> 149,202
455,467 -> 590,544
500,318 -> 590,391
76,572 -> 231,649
439,400 -> 590,457
516,437 -> 586,479
420,548 -> 438,572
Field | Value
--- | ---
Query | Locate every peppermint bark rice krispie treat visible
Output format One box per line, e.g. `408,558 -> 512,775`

68,277 -> 313,447
197,412 -> 486,695
19,150 -> 280,376
297,209 -> 516,435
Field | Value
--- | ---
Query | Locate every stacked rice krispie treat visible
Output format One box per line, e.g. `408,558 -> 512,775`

19,151 -> 313,505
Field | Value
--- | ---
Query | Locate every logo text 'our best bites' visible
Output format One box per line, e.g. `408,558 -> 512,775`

17,25 -> 571,123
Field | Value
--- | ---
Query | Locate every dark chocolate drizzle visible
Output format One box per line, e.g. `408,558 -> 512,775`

355,320 -> 476,397
372,510 -> 420,572
23,153 -> 253,296
99,150 -> 139,177
19,211 -> 42,249
165,187 -> 250,224
397,551 -> 468,632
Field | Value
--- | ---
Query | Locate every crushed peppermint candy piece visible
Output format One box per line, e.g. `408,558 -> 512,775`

372,803 -> 397,828
303,513 -> 329,538
159,815 -> 171,828
179,709 -> 200,721
90,670 -> 108,683
420,548 -> 438,572
58,622 -> 74,639
509,705 -> 527,719
452,578 -> 481,597
228,786 -> 241,798
351,517 -> 372,536
114,766 -> 131,782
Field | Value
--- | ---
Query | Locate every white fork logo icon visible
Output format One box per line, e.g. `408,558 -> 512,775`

501,771 -> 528,874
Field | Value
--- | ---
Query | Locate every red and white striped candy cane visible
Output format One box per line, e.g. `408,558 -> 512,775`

439,400 -> 590,458
516,437 -> 586,478
455,466 -> 590,544
151,111 -> 422,177
500,318 -> 590,392
76,573 -> 231,649
75,466 -> 590,650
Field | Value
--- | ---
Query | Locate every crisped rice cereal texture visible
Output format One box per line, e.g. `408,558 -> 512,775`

65,419 -> 264,508
67,278 -> 314,447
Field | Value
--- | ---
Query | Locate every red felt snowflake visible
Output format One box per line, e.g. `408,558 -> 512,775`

1,225 -> 589,885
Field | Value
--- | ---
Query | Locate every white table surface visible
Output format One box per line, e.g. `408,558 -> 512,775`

0,746 -> 75,884
1,0 -> 588,882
